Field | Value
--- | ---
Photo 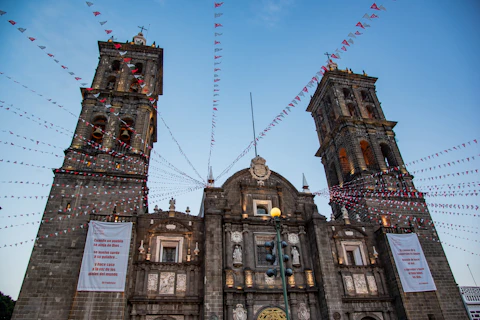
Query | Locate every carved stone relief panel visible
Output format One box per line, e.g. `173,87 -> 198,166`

297,302 -> 310,320
147,273 -> 158,293
353,274 -> 368,294
159,272 -> 175,294
176,273 -> 187,293
367,275 -> 378,294
264,273 -> 275,285
343,275 -> 355,295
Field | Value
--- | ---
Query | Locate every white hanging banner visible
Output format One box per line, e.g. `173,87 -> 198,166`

77,221 -> 132,292
387,233 -> 437,293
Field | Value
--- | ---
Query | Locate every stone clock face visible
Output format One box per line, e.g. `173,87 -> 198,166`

231,231 -> 242,243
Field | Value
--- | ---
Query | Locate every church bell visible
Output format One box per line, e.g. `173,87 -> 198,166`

120,129 -> 130,141
92,127 -> 103,139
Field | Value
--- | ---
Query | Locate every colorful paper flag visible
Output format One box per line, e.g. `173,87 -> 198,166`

371,3 -> 380,10
214,2 -> 224,8
93,11 -> 101,16
356,22 -> 365,29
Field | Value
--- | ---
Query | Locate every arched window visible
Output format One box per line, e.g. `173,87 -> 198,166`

129,79 -> 140,93
366,105 -> 375,119
380,143 -> 398,168
106,76 -> 116,90
343,88 -> 353,100
329,162 -> 340,187
119,119 -> 134,143
91,116 -> 107,144
135,63 -> 143,74
339,148 -> 351,177
111,60 -> 121,72
360,140 -> 377,170
347,103 -> 357,117
361,90 -> 372,102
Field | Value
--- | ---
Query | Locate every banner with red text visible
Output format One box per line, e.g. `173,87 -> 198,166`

77,221 -> 132,292
387,233 -> 437,292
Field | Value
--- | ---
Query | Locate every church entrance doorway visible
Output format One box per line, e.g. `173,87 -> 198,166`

256,307 -> 286,320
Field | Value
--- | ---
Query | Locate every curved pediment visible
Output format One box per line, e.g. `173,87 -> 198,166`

149,219 -> 192,234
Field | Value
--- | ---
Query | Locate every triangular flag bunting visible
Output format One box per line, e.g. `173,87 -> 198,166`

8,20 -> 16,25
363,13 -> 371,20
0,10 -> 6,15
371,3 -> 380,10
86,1 -> 94,6
356,22 -> 365,29
105,30 -> 112,34
17,27 -> 26,33
348,32 -> 356,38
38,45 -> 46,49
99,21 -> 107,25
93,11 -> 101,16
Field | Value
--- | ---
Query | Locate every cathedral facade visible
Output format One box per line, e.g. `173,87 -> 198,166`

12,36 -> 468,320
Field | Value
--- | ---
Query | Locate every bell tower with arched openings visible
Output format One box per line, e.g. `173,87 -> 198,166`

12,32 -> 163,319
307,62 -> 410,220
307,63 -> 468,319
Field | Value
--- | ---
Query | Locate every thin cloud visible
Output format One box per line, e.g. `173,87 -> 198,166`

257,0 -> 295,27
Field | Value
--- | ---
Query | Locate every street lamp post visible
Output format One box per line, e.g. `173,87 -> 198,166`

270,207 -> 291,320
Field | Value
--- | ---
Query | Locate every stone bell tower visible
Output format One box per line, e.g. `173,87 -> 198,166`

12,32 -> 163,320
306,63 -> 468,319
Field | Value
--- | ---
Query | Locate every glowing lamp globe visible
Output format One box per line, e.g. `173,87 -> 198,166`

270,207 -> 281,218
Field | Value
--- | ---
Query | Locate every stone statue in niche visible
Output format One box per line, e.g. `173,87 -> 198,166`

233,245 -> 243,267
298,302 -> 310,320
292,246 -> 301,267
233,304 -> 247,320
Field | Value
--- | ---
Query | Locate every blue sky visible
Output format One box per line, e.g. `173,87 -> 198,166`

0,0 -> 479,299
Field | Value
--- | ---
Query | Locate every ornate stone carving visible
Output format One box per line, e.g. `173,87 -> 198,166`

159,272 -> 175,294
225,269 -> 234,288
305,269 -> 314,287
265,273 -> 275,285
233,304 -> 247,320
367,275 -> 378,294
233,245 -> 243,267
298,302 -> 310,320
244,269 -> 253,288
353,274 -> 368,294
147,273 -> 158,293
343,275 -> 355,295
291,246 -> 301,267
288,233 -> 299,245
288,273 -> 295,287
176,273 -> 187,293
231,231 -> 243,243
249,156 -> 271,185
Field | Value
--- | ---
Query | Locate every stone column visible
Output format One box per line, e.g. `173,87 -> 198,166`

71,102 -> 94,149
103,102 -> 122,150
225,223 -> 233,269
298,226 -> 311,269
243,223 -> 254,269
226,300 -> 234,320
92,56 -> 109,89
308,293 -> 318,320
290,293 -> 298,320
246,293 -> 254,320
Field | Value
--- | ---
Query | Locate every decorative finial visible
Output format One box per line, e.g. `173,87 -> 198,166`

186,206 -> 191,214
207,166 -> 215,187
302,173 -> 311,193
328,59 -> 338,71
363,70 -> 368,76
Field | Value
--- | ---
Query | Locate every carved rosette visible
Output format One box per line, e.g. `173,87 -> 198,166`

231,231 -> 243,243
288,233 -> 299,245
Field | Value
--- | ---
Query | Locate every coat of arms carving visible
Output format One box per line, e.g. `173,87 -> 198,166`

249,156 -> 271,185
